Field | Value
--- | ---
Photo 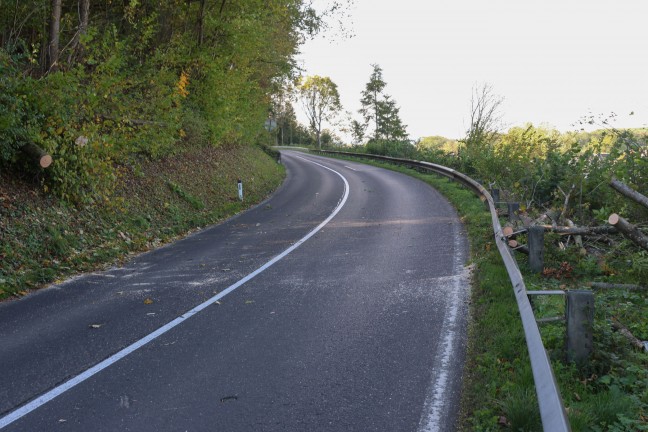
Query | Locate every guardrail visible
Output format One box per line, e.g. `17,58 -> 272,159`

311,150 -> 571,432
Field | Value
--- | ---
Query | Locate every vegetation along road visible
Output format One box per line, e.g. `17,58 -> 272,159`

0,151 -> 470,431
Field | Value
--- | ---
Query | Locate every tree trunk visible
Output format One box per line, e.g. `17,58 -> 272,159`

608,213 -> 648,251
68,0 -> 90,65
534,225 -> 618,236
21,143 -> 53,168
610,179 -> 648,210
198,0 -> 206,46
47,0 -> 62,72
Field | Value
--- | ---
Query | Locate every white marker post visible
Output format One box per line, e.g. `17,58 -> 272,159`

237,179 -> 243,201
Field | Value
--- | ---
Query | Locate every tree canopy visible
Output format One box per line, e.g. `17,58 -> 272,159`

297,75 -> 342,150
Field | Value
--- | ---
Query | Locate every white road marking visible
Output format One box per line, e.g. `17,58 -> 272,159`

417,221 -> 469,432
344,165 -> 357,171
0,156 -> 349,430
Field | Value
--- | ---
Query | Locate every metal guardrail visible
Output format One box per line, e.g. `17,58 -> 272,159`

312,150 -> 571,432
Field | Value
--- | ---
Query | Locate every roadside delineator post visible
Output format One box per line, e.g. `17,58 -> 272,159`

237,179 -> 243,201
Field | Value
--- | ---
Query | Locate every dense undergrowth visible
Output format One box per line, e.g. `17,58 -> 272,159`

319,152 -> 648,431
0,144 -> 284,300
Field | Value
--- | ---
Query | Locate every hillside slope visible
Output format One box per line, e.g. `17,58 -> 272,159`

0,144 -> 284,300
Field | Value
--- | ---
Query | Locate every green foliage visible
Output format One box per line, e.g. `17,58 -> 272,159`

297,75 -> 342,149
0,0 -> 331,203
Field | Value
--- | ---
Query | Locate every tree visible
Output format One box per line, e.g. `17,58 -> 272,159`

359,64 -> 408,143
46,0 -> 62,72
297,75 -> 341,149
459,83 -> 504,173
67,0 -> 90,65
463,84 -> 503,150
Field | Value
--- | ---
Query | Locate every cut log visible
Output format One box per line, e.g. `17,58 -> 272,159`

503,226 -> 514,237
507,239 -> 529,254
611,318 -> 647,352
608,213 -> 648,251
21,143 -> 52,168
588,282 -> 647,291
610,179 -> 648,210
535,225 -> 618,236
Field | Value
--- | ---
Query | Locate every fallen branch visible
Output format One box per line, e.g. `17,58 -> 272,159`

608,213 -> 648,251
21,143 -> 52,168
567,219 -> 583,248
533,225 -> 618,236
588,282 -> 647,291
611,317 -> 647,352
557,184 -> 575,224
610,179 -> 648,210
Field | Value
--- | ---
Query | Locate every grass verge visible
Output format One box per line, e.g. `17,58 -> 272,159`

0,144 -> 284,300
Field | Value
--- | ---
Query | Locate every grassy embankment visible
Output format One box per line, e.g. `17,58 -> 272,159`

319,152 -> 648,432
0,144 -> 284,300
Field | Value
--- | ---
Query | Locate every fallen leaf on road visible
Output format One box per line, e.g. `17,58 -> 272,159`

220,395 -> 238,402
221,268 -> 231,272
144,298 -> 154,304
89,324 -> 103,329
245,300 -> 254,304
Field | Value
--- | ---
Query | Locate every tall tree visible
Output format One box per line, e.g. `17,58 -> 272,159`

359,64 -> 408,142
297,75 -> 342,150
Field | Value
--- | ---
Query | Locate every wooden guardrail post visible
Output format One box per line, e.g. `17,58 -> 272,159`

566,290 -> 594,365
507,202 -> 520,222
528,226 -> 545,273
490,188 -> 500,205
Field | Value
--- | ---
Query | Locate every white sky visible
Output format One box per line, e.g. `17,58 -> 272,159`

297,0 -> 648,140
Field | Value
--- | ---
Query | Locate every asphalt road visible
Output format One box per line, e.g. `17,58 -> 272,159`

0,151 -> 470,432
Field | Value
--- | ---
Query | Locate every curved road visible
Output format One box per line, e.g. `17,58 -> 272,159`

0,151 -> 470,431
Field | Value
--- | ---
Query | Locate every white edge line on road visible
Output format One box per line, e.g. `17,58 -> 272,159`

343,165 -> 357,171
417,221 -> 469,432
0,156 -> 349,430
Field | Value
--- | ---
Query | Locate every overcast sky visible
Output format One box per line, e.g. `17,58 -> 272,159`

297,0 -> 648,140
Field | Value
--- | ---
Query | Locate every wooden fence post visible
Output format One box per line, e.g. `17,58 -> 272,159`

507,202 -> 520,222
490,188 -> 500,205
527,226 -> 544,273
566,290 -> 594,365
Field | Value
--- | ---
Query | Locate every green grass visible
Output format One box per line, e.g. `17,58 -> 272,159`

0,144 -> 285,299
319,152 -> 648,431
